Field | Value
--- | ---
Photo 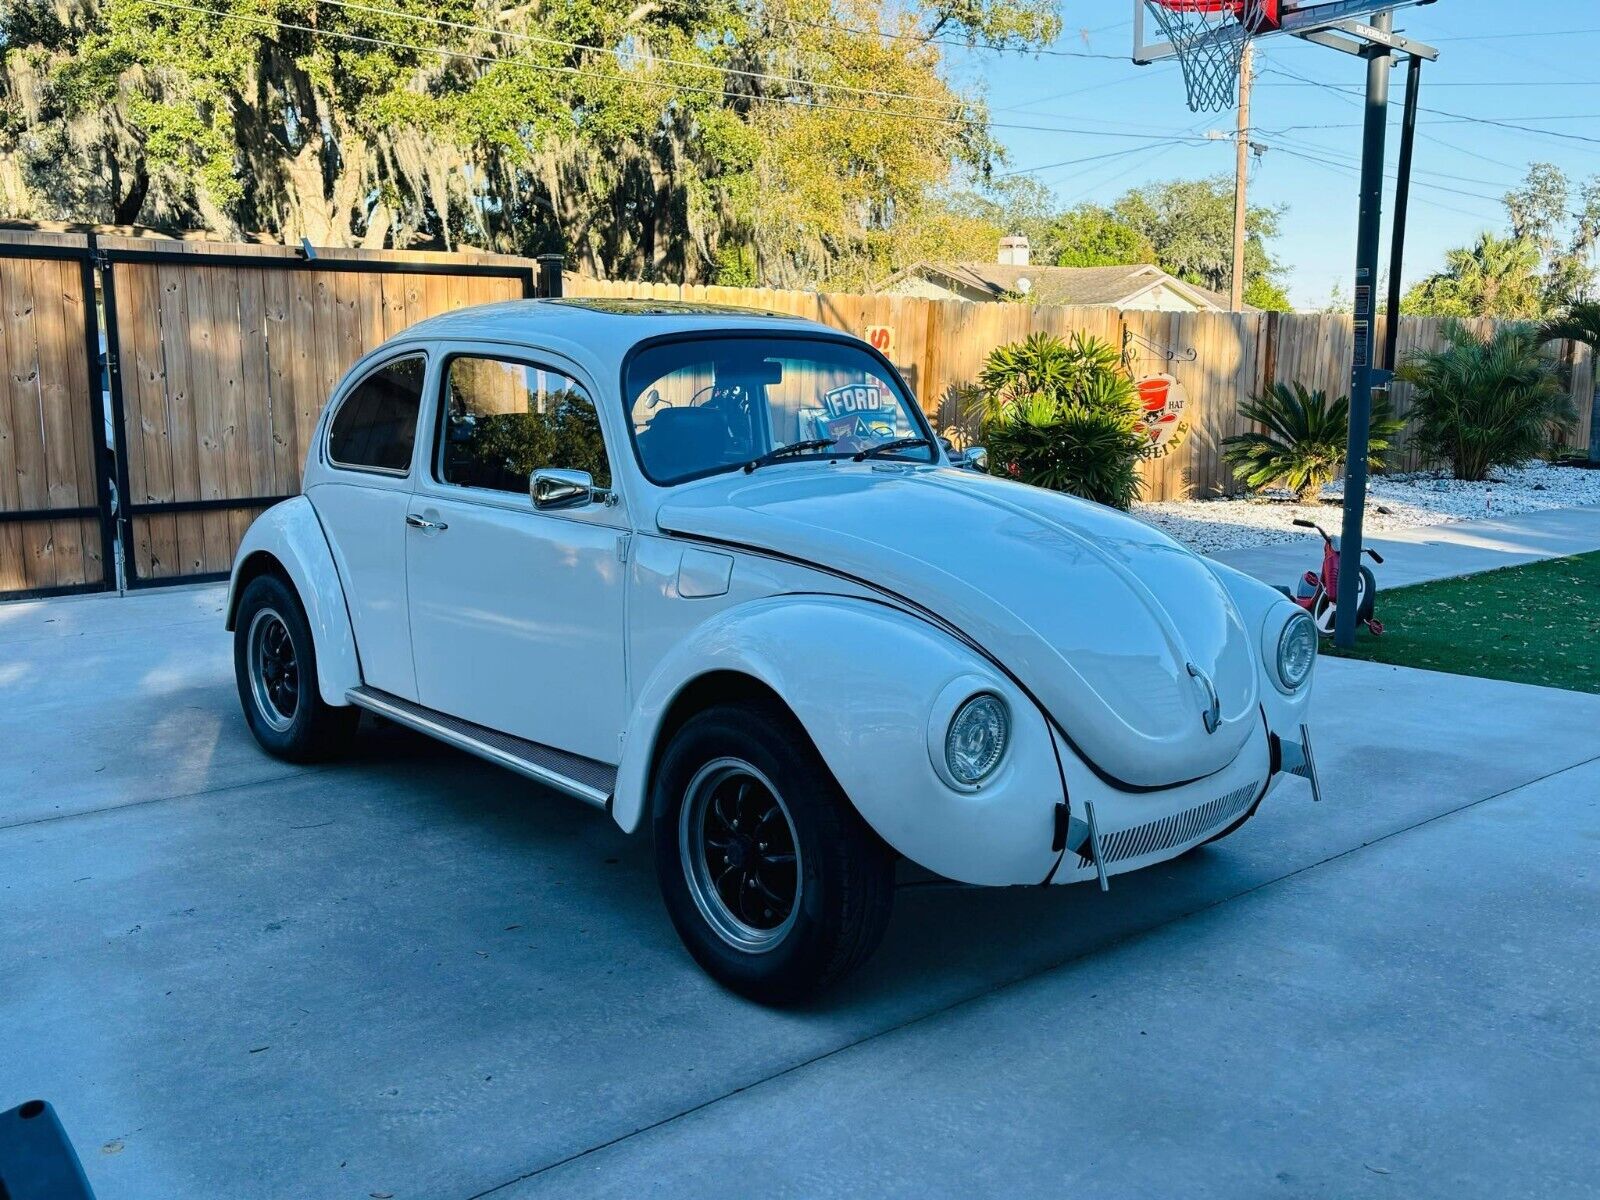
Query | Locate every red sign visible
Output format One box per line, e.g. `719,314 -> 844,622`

865,325 -> 894,354
1132,373 -> 1189,458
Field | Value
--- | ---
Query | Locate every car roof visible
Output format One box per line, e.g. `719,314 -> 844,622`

400,297 -> 836,347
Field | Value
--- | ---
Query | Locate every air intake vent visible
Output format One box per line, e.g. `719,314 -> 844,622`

1079,782 -> 1259,868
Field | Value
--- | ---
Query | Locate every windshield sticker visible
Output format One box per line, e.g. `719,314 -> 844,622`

821,383 -> 884,419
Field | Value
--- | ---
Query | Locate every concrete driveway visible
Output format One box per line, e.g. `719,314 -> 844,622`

3,585 -> 1599,1199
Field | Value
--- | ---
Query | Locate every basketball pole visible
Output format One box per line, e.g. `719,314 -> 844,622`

1333,10 -> 1393,649
1383,53 -> 1423,371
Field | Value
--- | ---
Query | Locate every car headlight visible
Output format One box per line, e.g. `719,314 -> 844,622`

1275,611 -> 1318,691
945,693 -> 1009,786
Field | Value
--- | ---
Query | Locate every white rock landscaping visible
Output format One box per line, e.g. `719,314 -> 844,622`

1134,460 -> 1600,554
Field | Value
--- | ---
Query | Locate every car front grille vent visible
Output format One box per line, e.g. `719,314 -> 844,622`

1078,782 -> 1259,869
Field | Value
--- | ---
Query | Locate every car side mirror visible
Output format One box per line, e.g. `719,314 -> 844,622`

531,468 -> 598,510
952,446 -> 988,472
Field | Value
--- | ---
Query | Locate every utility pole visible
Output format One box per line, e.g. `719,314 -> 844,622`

1230,40 -> 1254,312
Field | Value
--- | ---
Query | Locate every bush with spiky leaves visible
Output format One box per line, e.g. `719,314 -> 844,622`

970,331 -> 1145,509
1397,320 -> 1573,481
1222,382 -> 1402,503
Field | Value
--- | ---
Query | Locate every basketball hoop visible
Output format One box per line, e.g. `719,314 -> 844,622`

1145,0 -> 1280,111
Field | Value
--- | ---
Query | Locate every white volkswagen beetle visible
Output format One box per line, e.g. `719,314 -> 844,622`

226,299 -> 1320,1002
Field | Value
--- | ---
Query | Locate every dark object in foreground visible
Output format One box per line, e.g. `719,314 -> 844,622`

0,1100 -> 95,1200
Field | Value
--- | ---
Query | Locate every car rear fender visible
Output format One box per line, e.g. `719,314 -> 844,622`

225,497 -> 361,707
611,595 -> 1063,886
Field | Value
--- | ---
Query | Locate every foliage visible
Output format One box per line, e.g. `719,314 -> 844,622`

1050,204 -> 1154,268
1540,299 -> 1600,352
1402,234 -> 1546,319
1221,381 -> 1402,503
460,392 -> 612,490
970,331 -> 1145,509
0,0 -> 1057,286
1404,164 -> 1600,318
1110,176 -> 1286,300
1325,551 -> 1600,696
1396,321 -> 1574,481
1243,275 -> 1292,312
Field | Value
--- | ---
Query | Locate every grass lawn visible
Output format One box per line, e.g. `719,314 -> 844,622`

1323,551 -> 1600,693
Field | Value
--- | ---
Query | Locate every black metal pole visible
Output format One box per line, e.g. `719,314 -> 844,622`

1383,53 -> 1422,371
536,253 -> 564,298
1334,13 -> 1393,649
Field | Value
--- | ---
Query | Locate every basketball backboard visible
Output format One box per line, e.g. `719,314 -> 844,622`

1133,0 -> 1438,66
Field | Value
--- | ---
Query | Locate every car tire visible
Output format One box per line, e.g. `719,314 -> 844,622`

233,573 -> 358,762
651,700 -> 895,1004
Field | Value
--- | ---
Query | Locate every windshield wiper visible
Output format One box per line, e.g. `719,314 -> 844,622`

854,437 -> 931,462
744,438 -> 837,473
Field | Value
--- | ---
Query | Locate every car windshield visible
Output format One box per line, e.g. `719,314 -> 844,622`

625,335 -> 935,485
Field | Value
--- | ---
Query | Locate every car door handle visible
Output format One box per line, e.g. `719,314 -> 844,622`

405,514 -> 447,532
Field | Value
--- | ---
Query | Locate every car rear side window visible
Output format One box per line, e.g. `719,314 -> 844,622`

437,356 -> 611,494
327,355 -> 426,474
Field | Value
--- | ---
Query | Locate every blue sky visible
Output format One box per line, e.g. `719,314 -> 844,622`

942,0 -> 1600,308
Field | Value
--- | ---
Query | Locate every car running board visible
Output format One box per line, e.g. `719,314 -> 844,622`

345,686 -> 617,808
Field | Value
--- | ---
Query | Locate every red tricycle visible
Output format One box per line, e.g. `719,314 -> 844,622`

1289,518 -> 1384,638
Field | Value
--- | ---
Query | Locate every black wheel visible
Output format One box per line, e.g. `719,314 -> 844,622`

651,701 -> 895,1004
233,574 -> 358,762
1357,565 -> 1378,623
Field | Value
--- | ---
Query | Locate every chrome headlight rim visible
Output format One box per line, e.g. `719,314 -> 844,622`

1273,610 -> 1318,693
926,677 -> 1013,792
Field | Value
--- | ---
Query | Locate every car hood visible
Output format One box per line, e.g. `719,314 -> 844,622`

654,464 -> 1261,789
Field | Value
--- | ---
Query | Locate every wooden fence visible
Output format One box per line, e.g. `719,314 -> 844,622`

0,231 -> 104,596
1,232 -> 1592,598
565,276 -> 1597,500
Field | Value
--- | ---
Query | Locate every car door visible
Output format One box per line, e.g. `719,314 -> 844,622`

307,352 -> 427,700
405,349 -> 628,765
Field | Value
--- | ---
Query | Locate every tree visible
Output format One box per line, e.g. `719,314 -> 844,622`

1505,162 -> 1600,305
1402,164 -> 1600,318
1402,233 -> 1545,319
1110,176 -> 1287,300
0,0 -> 1057,286
1050,204 -> 1154,268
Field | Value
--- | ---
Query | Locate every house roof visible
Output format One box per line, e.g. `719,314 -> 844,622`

874,260 -> 1240,311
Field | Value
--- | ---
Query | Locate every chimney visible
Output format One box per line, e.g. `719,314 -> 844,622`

997,235 -> 1030,267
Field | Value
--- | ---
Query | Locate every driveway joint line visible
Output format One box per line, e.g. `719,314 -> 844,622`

0,765 -> 335,835
461,748 -> 1600,1199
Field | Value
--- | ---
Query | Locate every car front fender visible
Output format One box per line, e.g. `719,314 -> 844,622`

612,595 -> 1064,886
224,497 -> 361,707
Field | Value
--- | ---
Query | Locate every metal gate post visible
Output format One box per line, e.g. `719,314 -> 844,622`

96,255 -> 138,591
79,233 -> 122,592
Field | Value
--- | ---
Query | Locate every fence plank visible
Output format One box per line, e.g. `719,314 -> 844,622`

1,257 -> 53,588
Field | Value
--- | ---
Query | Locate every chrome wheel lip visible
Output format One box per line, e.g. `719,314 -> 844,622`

678,757 -> 802,955
247,607 -> 299,733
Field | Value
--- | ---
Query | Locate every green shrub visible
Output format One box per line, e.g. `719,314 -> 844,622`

970,331 -> 1145,509
1222,381 -> 1402,503
1396,320 -> 1573,481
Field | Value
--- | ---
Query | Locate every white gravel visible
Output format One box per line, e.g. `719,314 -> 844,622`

1133,460 -> 1600,554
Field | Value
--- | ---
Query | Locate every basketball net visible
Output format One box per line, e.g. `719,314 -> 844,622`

1146,0 -> 1277,112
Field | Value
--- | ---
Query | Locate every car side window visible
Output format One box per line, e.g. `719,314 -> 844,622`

437,356 -> 612,494
327,355 -> 426,474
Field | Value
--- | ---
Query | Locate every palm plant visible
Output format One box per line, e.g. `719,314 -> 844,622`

1397,320 -> 1573,481
970,331 -> 1145,509
1539,300 -> 1600,462
1221,382 -> 1402,503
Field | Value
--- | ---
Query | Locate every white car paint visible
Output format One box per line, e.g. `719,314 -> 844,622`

227,299 -> 1316,888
